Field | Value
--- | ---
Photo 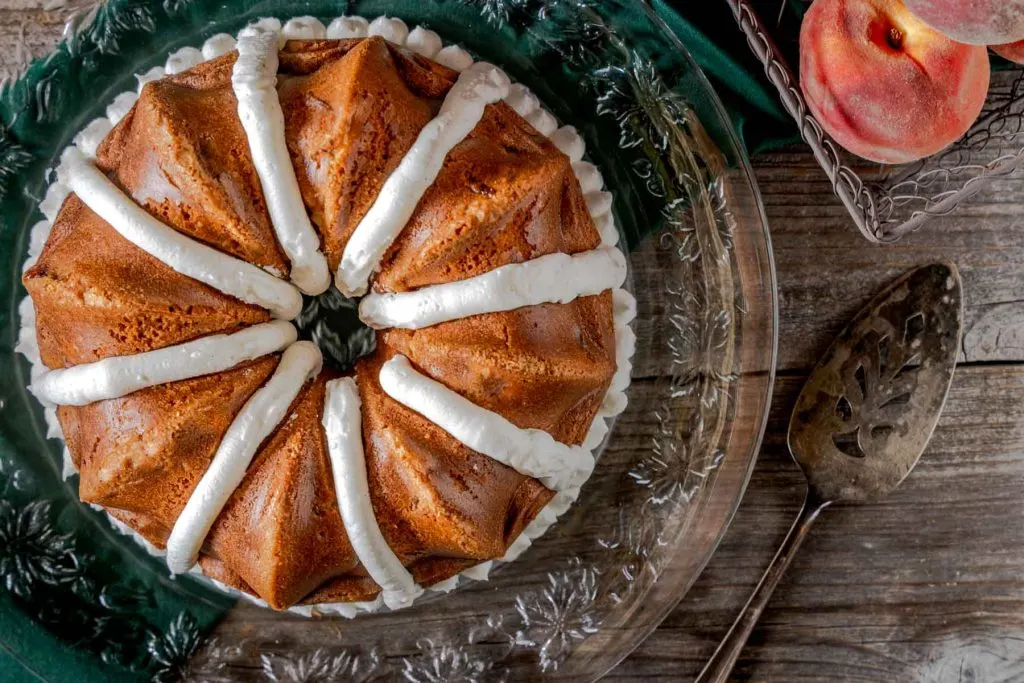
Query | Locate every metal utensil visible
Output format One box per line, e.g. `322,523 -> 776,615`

695,262 -> 964,683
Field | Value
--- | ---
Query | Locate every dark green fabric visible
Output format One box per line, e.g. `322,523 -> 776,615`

660,1 -> 799,153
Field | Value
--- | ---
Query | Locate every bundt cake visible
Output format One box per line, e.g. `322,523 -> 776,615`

16,14 -> 635,614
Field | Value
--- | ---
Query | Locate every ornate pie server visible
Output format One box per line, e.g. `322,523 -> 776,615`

696,262 -> 964,683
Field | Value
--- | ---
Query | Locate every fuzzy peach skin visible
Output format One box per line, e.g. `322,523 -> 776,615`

993,40 -> 1024,64
800,0 -> 990,164
904,0 -> 1024,45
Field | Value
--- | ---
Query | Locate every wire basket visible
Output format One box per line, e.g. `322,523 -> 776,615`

727,0 -> 1024,243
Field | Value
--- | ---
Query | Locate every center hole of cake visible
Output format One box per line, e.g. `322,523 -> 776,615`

294,289 -> 376,372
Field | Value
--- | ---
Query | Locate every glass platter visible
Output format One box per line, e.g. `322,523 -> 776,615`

0,0 -> 777,679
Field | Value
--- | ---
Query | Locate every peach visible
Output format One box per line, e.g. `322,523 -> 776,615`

904,0 -> 1024,46
800,0 -> 990,164
993,40 -> 1024,64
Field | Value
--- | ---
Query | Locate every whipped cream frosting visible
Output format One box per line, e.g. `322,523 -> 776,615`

367,16 -> 409,44
22,221 -> 50,273
32,320 -> 297,406
74,118 -> 112,158
136,66 -> 165,91
326,16 -> 369,39
549,125 -> 585,163
165,46 -> 203,74
610,288 -> 637,395
359,246 -> 628,330
336,61 -> 511,296
39,181 -> 69,223
379,355 -> 594,491
434,45 -> 474,72
233,27 -> 330,296
585,190 -> 614,217
106,92 -> 137,124
525,107 -> 558,136
281,16 -> 326,40
201,33 -> 236,59
406,26 -> 442,58
573,161 -> 604,193
60,148 -> 302,319
166,340 -> 323,574
504,83 -> 539,117
323,377 -> 424,609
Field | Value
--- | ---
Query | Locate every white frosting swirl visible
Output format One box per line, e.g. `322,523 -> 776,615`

59,147 -> 303,319
405,26 -> 442,58
39,181 -> 69,222
106,92 -> 137,125
379,355 -> 593,491
594,211 -> 618,247
337,61 -> 511,296
599,288 -> 636,417
573,161 -> 603,194
585,190 -> 613,216
359,246 -> 627,330
23,220 -> 51,272
281,16 -> 326,40
367,16 -> 409,44
326,16 -> 369,39
249,17 -> 283,39
434,45 -> 473,72
233,28 -> 331,296
165,46 -> 203,74
610,288 -> 637,394
549,126 -> 585,163
583,413 -> 610,450
136,66 -> 165,91
504,83 -> 538,117
201,33 -> 236,59
525,107 -> 557,136
166,340 -> 323,574
74,118 -> 112,158
323,377 -> 423,610
32,320 -> 297,406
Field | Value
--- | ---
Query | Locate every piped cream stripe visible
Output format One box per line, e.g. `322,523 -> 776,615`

379,355 -> 594,491
233,28 -> 330,296
323,377 -> 423,610
359,247 -> 627,330
59,148 -> 302,319
166,341 -> 322,574
32,321 -> 297,406
336,61 -> 511,297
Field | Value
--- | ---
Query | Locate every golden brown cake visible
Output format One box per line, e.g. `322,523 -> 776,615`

19,15 -> 633,613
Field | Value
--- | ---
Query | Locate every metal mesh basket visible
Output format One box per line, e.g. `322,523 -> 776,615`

727,0 -> 1024,243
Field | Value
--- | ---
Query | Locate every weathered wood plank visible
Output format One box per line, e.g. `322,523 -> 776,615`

755,150 -> 1024,370
613,365 -> 1024,681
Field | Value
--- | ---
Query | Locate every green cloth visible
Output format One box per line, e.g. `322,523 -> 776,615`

661,1 -> 799,153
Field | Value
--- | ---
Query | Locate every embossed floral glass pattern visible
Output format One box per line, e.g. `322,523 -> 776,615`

0,0 -> 776,679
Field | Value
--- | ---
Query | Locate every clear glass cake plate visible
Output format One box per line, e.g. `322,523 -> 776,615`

0,0 -> 777,679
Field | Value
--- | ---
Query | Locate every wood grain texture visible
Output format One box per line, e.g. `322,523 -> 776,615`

613,367 -> 1024,682
3,3 -> 1024,680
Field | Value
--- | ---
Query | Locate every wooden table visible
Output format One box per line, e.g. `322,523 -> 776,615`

5,5 -> 1024,682
614,146 -> 1024,681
